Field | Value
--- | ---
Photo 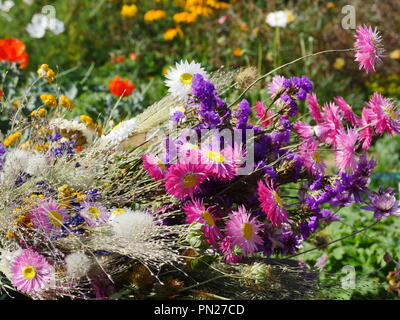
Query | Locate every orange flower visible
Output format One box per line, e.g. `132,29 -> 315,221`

232,48 -> 242,56
129,52 -> 137,61
109,76 -> 135,97
0,38 -> 29,69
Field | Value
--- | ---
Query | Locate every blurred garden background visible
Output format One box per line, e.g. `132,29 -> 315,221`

1,0 -> 400,299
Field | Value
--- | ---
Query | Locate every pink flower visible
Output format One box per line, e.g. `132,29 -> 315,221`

30,200 -> 68,234
298,139 -> 326,176
221,143 -> 246,169
306,93 -> 324,124
200,145 -> 236,181
183,199 -> 222,245
165,162 -> 207,199
225,206 -> 263,255
367,92 -> 400,135
255,101 -> 273,128
293,121 -> 314,141
335,128 -> 359,173
142,154 -> 168,181
219,236 -> 242,263
10,249 -> 52,295
80,202 -> 110,227
267,75 -> 286,97
354,25 -> 384,74
359,107 -> 375,150
257,179 -> 288,227
319,102 -> 343,146
333,96 -> 359,126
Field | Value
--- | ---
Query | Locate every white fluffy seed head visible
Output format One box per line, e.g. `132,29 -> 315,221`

111,210 -> 156,240
65,252 -> 91,279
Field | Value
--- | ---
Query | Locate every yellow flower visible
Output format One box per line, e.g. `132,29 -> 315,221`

162,66 -> 170,75
186,5 -> 213,17
326,2 -> 336,10
144,9 -> 167,21
3,131 -> 22,147
59,95 -> 74,110
33,144 -> 49,152
206,0 -> 229,10
333,57 -> 346,70
121,4 -> 138,18
40,94 -> 58,108
173,11 -> 197,24
390,49 -> 400,60
163,27 -> 184,41
80,115 -> 96,130
37,64 -> 55,83
30,107 -> 47,118
232,48 -> 243,57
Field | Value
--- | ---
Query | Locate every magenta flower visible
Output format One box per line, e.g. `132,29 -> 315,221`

298,139 -> 326,176
80,202 -> 110,227
367,92 -> 400,135
354,25 -> 384,74
359,107 -> 375,150
225,206 -> 263,256
333,96 -> 359,126
293,121 -> 314,141
183,199 -> 222,245
30,200 -> 68,234
219,236 -> 242,263
200,145 -> 236,181
10,249 -> 52,295
319,102 -> 343,147
257,179 -> 288,227
142,154 -> 168,181
165,162 -> 207,199
335,128 -> 359,173
255,101 -> 273,128
307,93 -> 324,124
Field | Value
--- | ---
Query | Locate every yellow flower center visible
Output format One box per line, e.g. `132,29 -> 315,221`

182,173 -> 197,187
22,265 -> 37,280
206,151 -> 225,163
242,222 -> 253,240
157,160 -> 167,170
384,104 -> 397,120
48,210 -> 63,227
201,211 -> 215,226
273,191 -> 284,208
88,207 -> 101,219
313,152 -> 321,163
112,208 -> 127,215
179,73 -> 193,85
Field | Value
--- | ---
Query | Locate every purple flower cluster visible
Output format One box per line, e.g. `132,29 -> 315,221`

280,75 -> 314,116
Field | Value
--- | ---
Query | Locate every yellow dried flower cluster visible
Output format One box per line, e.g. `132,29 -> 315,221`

37,64 -> 56,83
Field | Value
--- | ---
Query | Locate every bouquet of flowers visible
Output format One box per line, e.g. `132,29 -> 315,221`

0,25 -> 398,300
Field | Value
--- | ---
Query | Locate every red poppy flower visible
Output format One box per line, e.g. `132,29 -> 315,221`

108,76 -> 135,97
0,38 -> 29,69
0,89 -> 3,101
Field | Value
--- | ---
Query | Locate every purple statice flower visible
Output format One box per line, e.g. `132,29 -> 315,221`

50,140 -> 76,158
318,209 -> 340,223
279,226 -> 303,255
270,118 -> 291,147
171,110 -> 184,122
310,175 -> 324,191
362,188 -> 400,220
300,216 -> 319,240
254,133 -> 272,161
280,94 -> 298,117
0,142 -> 6,171
85,189 -> 101,202
49,131 -> 62,142
235,99 -> 251,129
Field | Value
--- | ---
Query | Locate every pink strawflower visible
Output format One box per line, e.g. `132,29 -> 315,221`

359,107 -> 375,150
219,236 -> 242,263
30,200 -> 68,234
165,162 -> 207,199
354,25 -> 384,74
142,154 -> 168,181
293,121 -> 314,141
319,102 -> 343,147
10,249 -> 52,295
267,75 -> 286,97
80,202 -> 110,227
255,101 -> 273,128
298,139 -> 326,176
333,96 -> 359,126
200,144 -> 236,181
306,93 -> 324,124
222,143 -> 246,169
183,199 -> 222,245
225,206 -> 263,255
335,128 -> 359,173
257,179 -> 288,227
367,92 -> 400,135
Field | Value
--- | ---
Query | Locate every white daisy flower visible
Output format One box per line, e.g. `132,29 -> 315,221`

0,0 -> 14,12
164,60 -> 208,101
266,10 -> 288,28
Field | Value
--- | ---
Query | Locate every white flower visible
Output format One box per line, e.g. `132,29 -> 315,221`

26,13 -> 65,38
65,252 -> 91,279
0,0 -> 14,12
49,118 -> 94,145
266,10 -> 288,28
1,150 -> 48,181
164,60 -> 208,101
100,118 -> 137,147
111,209 -> 156,240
